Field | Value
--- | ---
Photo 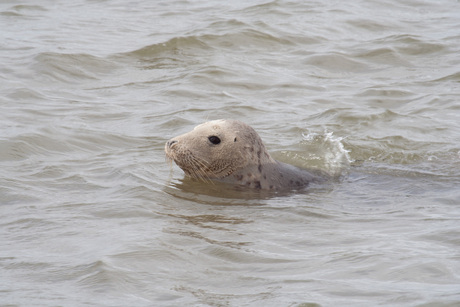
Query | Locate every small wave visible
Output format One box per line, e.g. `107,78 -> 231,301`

1,4 -> 47,17
124,36 -> 210,60
304,52 -> 371,73
431,71 -> 460,83
32,52 -> 118,84
121,24 -> 297,61
374,34 -> 446,56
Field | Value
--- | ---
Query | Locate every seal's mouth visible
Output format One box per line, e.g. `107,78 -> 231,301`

165,141 -> 213,181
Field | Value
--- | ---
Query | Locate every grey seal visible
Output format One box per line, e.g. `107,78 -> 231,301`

165,119 -> 321,191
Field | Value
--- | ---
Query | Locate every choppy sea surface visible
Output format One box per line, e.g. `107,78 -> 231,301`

1,0 -> 460,306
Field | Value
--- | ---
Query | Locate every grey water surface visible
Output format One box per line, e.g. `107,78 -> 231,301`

1,0 -> 460,306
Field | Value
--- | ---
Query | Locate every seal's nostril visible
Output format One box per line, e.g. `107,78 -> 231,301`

168,140 -> 178,148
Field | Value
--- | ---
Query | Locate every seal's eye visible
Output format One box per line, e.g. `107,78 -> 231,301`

208,136 -> 221,145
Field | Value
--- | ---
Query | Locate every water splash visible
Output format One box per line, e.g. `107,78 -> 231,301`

274,130 -> 351,179
303,131 -> 352,178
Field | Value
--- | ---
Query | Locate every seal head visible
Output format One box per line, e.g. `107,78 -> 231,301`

165,119 -> 317,190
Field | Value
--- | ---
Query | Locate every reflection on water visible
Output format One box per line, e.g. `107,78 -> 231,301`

1,0 -> 460,306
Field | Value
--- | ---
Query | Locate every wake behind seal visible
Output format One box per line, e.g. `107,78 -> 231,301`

165,119 -> 322,191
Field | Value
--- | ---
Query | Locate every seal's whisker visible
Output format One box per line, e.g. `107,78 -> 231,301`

189,156 -> 214,184
193,156 -> 219,183
197,162 -> 214,184
165,155 -> 173,167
